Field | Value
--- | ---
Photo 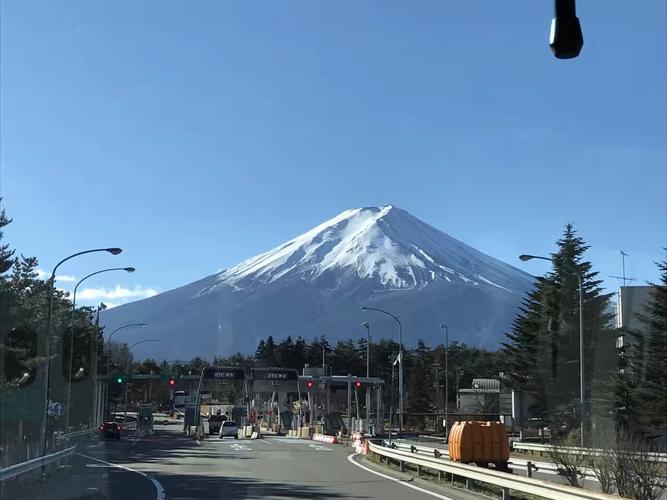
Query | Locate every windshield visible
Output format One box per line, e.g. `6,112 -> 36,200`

1,2 -> 665,500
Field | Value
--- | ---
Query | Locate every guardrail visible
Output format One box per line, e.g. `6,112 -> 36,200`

367,441 -> 620,500
512,442 -> 667,463
56,428 -> 96,443
389,440 -> 593,480
0,445 -> 77,482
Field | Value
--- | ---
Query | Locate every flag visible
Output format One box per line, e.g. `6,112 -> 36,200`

393,351 -> 402,366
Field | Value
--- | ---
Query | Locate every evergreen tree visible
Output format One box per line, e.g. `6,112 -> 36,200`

305,335 -> 329,369
276,336 -> 295,368
502,224 -> 616,437
331,338 -> 364,375
628,260 -> 667,430
502,280 -> 547,397
0,199 -> 15,273
254,340 -> 266,359
254,335 -> 277,367
407,339 -> 434,429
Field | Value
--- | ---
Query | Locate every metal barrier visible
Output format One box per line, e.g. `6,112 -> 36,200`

367,440 -> 620,500
512,442 -> 667,463
389,440 -> 598,479
56,428 -> 96,442
0,445 -> 77,482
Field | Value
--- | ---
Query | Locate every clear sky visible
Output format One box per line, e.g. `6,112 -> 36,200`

2,1 -> 665,307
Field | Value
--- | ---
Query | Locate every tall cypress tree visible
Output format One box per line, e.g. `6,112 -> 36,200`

503,224 -> 615,438
502,279 -> 549,421
629,260 -> 667,430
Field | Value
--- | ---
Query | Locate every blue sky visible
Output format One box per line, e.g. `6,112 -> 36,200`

2,1 -> 665,307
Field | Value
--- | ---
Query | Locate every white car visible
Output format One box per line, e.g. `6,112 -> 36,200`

219,420 -> 239,439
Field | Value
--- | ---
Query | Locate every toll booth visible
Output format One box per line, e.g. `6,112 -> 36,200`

136,403 -> 154,436
251,368 -> 302,434
194,367 -> 250,431
301,374 -> 384,436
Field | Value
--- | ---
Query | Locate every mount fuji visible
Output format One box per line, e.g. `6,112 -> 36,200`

101,206 -> 535,360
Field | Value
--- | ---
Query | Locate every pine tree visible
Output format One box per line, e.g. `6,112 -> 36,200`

502,224 -> 616,438
629,260 -> 667,430
548,225 -> 615,435
331,339 -> 363,374
0,198 -> 15,274
503,280 -> 547,395
254,340 -> 266,359
305,335 -> 329,369
407,339 -> 434,429
254,335 -> 277,367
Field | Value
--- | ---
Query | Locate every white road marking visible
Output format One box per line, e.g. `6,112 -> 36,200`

309,443 -> 332,451
347,453 -> 455,500
260,439 -> 274,445
230,443 -> 252,451
77,453 -> 165,500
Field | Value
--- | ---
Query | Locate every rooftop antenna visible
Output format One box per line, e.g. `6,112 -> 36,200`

609,251 -> 637,285
609,275 -> 636,285
621,250 -> 628,285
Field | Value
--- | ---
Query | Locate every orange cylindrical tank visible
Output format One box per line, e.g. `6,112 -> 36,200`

448,421 -> 509,465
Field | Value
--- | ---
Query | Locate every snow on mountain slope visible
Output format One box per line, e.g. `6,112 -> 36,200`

101,205 -> 535,360
202,205 -> 531,293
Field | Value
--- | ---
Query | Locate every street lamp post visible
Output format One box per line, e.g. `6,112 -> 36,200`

361,322 -> 371,424
519,253 -> 585,447
65,267 -> 135,432
40,247 -> 122,465
361,306 -> 403,432
124,339 -> 160,421
106,323 -> 148,374
439,323 -> 449,441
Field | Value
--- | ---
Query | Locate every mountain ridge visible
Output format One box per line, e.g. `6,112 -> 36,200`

101,206 -> 534,360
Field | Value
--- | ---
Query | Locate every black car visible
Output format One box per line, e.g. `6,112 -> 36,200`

208,415 -> 227,435
99,422 -> 122,440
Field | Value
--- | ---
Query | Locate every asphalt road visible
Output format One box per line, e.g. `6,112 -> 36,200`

8,425 -> 481,500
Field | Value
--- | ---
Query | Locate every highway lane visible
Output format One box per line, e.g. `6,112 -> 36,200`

11,426 -> 480,500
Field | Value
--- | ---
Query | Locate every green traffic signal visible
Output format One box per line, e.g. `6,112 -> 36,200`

116,376 -> 124,383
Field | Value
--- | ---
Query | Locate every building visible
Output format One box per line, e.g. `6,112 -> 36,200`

615,285 -> 654,352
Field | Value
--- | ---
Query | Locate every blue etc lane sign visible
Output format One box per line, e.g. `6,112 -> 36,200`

252,369 -> 298,381
202,367 -> 245,380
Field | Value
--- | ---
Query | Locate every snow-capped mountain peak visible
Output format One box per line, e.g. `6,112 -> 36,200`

207,205 -> 531,293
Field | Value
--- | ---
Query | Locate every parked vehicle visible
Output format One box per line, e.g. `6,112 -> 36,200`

219,420 -> 239,439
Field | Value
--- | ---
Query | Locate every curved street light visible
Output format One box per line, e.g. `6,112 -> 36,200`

65,267 -> 135,432
108,323 -> 147,344
124,339 -> 160,419
41,247 -> 122,462
519,253 -> 585,447
106,323 -> 148,374
360,306 -> 403,433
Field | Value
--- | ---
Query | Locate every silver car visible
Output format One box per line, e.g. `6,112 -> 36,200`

218,420 -> 239,439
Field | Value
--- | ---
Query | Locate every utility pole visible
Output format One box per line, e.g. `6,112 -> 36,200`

362,322 -> 371,426
440,323 -> 449,441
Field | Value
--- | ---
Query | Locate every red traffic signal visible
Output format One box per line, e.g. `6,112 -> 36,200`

306,380 -> 314,389
355,381 -> 362,389
169,378 -> 176,386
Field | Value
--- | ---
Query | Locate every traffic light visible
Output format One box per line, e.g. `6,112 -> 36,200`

169,378 -> 176,386
116,375 -> 124,384
355,381 -> 362,389
306,380 -> 314,389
